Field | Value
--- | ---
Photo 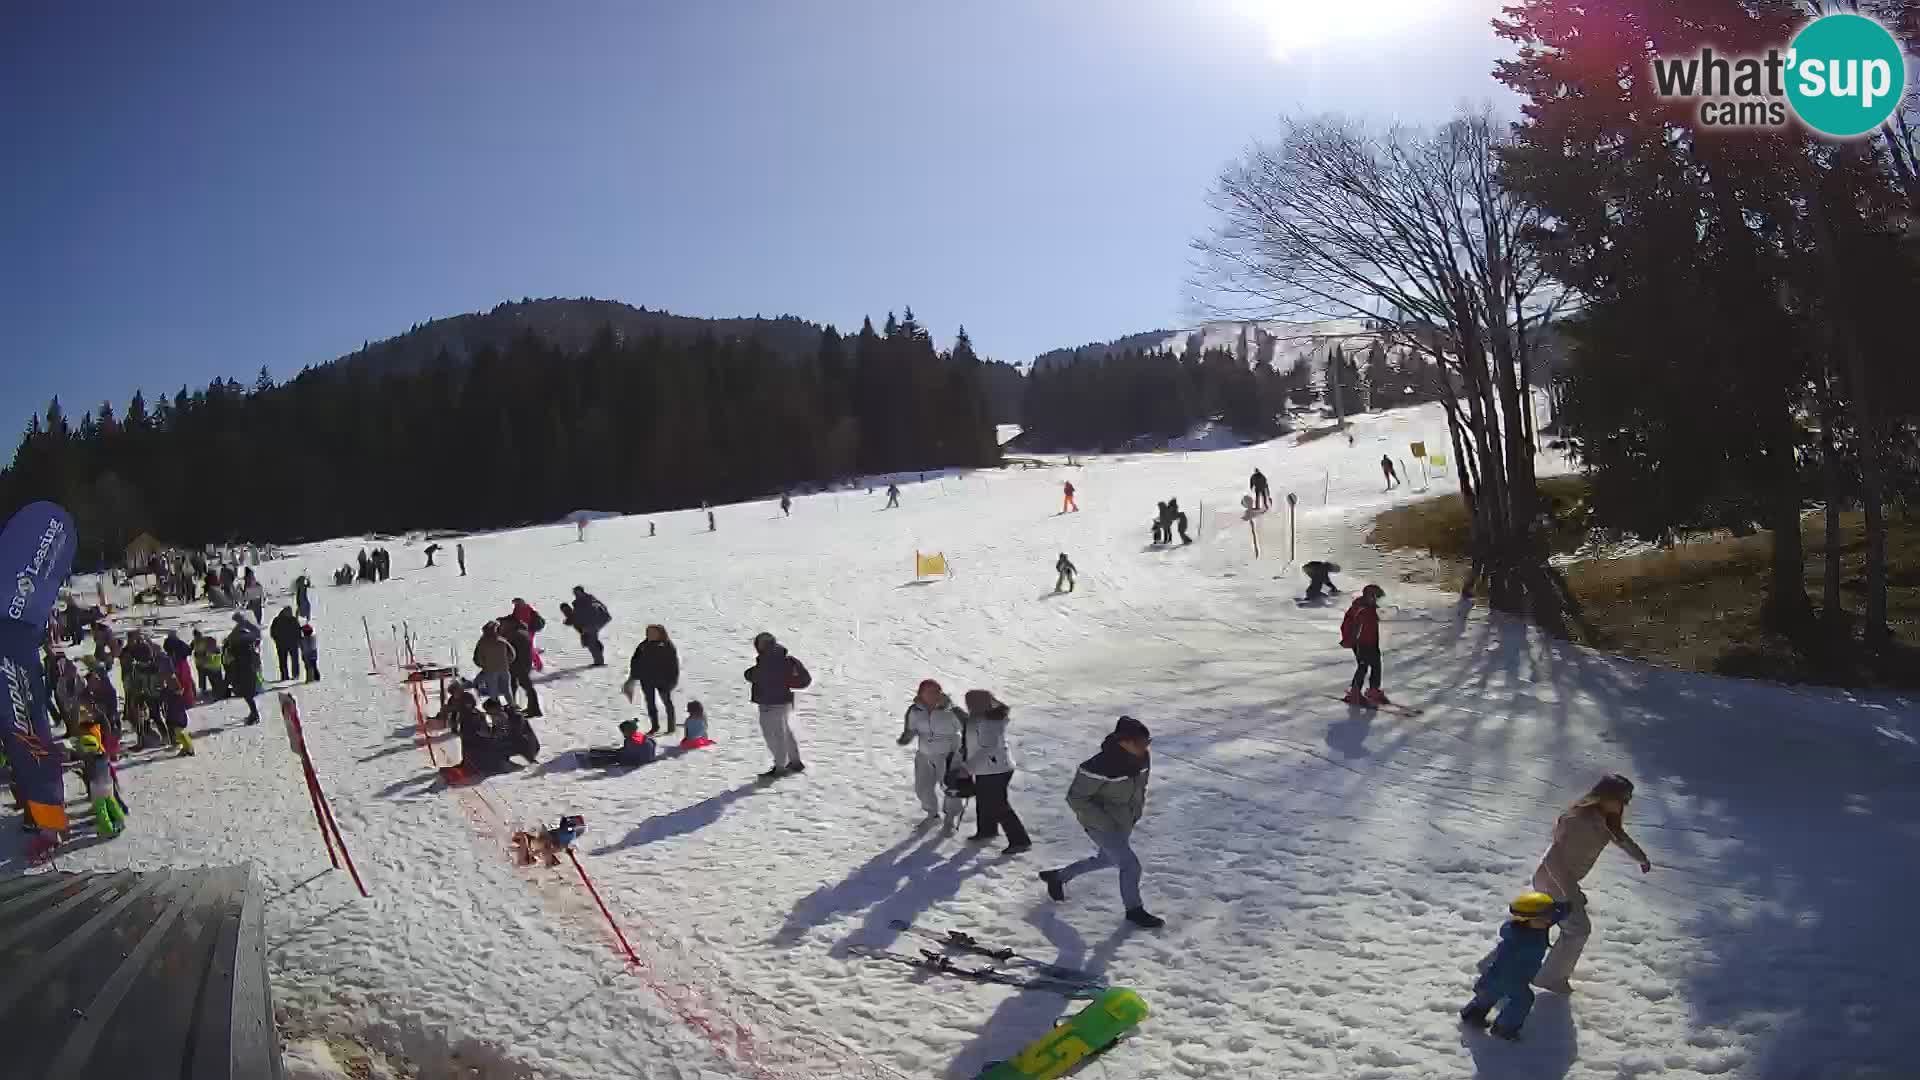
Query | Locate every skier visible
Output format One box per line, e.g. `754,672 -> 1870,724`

1461,892 -> 1570,1040
961,690 -> 1030,854
1039,716 -> 1163,928
299,624 -> 320,682
424,543 -> 441,566
1381,455 -> 1399,490
76,733 -> 125,837
707,509 -> 716,532
471,622 -> 516,702
1250,468 -> 1272,511
649,522 -> 656,538
1339,584 -> 1388,706
270,606 -> 303,681
223,614 -> 263,725
885,483 -> 901,509
1530,774 -> 1652,993
745,631 -> 810,779
780,494 -> 792,517
563,585 -> 611,666
898,680 -> 968,831
1062,481 -> 1078,513
584,719 -> 656,767
294,572 -> 312,619
456,542 -> 466,576
626,623 -> 680,735
1055,553 -> 1077,594
576,519 -> 589,542
1301,560 -> 1342,601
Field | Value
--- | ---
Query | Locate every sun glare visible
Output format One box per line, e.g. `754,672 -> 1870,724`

1228,0 -> 1462,58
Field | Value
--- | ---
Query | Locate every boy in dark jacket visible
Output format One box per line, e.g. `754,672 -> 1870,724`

745,632 -> 810,779
270,607 -> 303,681
1339,584 -> 1388,706
562,586 -> 611,666
1462,891 -> 1571,1040
300,624 -> 320,682
584,720 -> 656,767
1039,717 -> 1162,928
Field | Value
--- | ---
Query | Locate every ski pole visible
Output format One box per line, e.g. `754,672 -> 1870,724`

363,616 -> 378,674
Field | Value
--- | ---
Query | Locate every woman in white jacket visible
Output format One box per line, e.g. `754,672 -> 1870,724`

898,679 -> 966,831
962,690 -> 1031,855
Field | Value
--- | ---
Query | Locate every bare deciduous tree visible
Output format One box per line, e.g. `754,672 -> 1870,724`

1192,109 -> 1572,623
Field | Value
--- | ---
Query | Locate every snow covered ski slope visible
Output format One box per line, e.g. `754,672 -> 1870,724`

20,403 -> 1918,1079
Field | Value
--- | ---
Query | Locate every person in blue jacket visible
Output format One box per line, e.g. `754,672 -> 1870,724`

1461,890 -> 1571,1040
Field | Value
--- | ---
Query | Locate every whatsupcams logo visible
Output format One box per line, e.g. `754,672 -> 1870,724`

1651,13 -> 1908,137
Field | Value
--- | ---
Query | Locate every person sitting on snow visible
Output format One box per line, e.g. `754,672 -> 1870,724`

483,697 -> 541,764
679,700 -> 713,749
1302,560 -> 1343,600
584,719 -> 656,767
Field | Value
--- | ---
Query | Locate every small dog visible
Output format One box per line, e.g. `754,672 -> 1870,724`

512,814 -> 587,867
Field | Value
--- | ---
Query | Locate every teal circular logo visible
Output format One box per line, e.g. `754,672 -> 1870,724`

1786,13 -> 1907,137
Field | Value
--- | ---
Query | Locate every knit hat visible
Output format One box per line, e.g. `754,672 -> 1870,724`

1114,716 -> 1151,741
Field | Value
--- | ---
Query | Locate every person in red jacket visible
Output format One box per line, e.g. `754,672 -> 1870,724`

1340,584 -> 1388,706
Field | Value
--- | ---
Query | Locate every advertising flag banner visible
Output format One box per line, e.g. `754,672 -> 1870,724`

0,502 -> 78,831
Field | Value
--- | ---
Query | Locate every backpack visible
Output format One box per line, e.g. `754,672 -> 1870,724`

785,656 -> 812,690
943,714 -> 975,799
1339,606 -> 1360,649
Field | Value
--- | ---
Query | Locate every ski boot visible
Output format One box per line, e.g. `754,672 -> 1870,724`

1341,688 -> 1369,706
1364,688 -> 1392,706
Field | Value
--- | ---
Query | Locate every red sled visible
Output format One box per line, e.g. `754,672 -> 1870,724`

679,736 -> 714,750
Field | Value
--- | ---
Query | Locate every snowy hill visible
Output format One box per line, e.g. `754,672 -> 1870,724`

25,401 -> 1917,1080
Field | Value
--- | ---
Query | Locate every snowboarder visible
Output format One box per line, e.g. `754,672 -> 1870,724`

456,542 -> 466,576
1062,481 -> 1078,513
1055,553 -> 1077,594
300,624 -> 320,682
1301,560 -> 1342,600
1530,774 -> 1652,994
1039,716 -> 1162,928
584,719 -> 656,768
76,733 -> 125,837
626,624 -> 679,735
898,679 -> 968,831
780,494 -> 792,517
1339,585 -> 1387,706
471,622 -> 515,702
563,586 -> 611,666
1461,891 -> 1570,1040
424,543 -> 441,566
270,606 -> 303,681
745,632 -> 810,779
1250,468 -> 1272,511
1381,455 -> 1399,490
961,690 -> 1030,854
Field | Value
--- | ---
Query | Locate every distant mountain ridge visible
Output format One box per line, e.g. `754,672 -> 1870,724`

334,297 -> 831,374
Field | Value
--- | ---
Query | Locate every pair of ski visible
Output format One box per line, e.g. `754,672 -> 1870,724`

852,920 -> 1108,997
1329,694 -> 1423,717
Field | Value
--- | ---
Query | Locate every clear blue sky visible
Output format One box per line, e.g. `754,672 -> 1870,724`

2,0 -> 1512,442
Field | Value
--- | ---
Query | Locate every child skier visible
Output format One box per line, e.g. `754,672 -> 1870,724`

1062,481 -> 1078,513
160,669 -> 195,756
76,733 -> 125,837
1461,891 -> 1571,1040
885,483 -> 901,509
1055,553 -> 1078,594
1339,584 -> 1388,706
300,624 -> 320,682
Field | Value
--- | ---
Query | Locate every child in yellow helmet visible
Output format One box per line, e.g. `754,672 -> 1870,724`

1461,890 -> 1570,1040
75,733 -> 126,838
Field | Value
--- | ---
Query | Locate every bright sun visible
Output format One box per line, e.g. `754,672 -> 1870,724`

1228,0 -> 1460,58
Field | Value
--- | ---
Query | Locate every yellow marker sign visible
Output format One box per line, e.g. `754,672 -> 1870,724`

915,551 -> 948,578
1410,441 -> 1426,458
1430,453 -> 1447,468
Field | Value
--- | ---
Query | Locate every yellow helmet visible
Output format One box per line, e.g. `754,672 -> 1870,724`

1509,891 -> 1557,918
75,734 -> 104,755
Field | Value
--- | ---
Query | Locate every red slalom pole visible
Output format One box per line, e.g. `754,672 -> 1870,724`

312,767 -> 370,899
567,848 -> 640,967
306,768 -> 340,869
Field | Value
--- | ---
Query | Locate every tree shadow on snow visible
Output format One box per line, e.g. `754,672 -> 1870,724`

771,826 -> 989,950
1459,995 -> 1576,1080
589,781 -> 762,856
942,913 -> 1131,1080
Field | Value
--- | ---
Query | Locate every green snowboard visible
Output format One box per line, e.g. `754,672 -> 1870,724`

978,987 -> 1148,1080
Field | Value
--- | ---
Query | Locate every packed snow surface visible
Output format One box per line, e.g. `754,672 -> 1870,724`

16,403 -> 1916,1080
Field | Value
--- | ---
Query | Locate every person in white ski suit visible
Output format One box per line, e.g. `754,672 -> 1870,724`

898,679 -> 967,829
